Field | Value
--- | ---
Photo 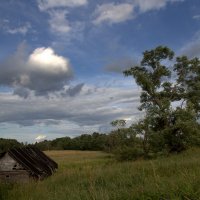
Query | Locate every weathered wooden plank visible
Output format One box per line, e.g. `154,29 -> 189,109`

0,153 -> 17,171
0,170 -> 30,183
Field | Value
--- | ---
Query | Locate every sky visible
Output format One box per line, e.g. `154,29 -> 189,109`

0,0 -> 200,143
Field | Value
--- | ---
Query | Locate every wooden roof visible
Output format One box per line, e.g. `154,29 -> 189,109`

6,146 -> 58,180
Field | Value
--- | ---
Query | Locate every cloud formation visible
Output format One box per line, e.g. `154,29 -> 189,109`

35,135 -> 47,141
0,83 -> 140,127
0,44 -> 73,96
193,15 -> 200,20
1,20 -> 31,35
93,3 -> 134,25
93,0 -> 184,25
134,0 -> 180,13
37,0 -> 86,38
48,10 -> 71,34
65,83 -> 85,97
28,47 -> 70,74
37,0 -> 88,11
6,22 -> 31,35
13,87 -> 31,99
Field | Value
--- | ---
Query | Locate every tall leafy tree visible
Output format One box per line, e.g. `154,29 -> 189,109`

124,46 -> 200,154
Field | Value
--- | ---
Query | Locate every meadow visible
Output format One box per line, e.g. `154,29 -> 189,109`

0,149 -> 200,200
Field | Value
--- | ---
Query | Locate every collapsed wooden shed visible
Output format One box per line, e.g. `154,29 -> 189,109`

0,146 -> 58,182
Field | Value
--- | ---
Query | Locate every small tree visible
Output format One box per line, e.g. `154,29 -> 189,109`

111,119 -> 126,129
109,120 -> 127,150
109,120 -> 141,160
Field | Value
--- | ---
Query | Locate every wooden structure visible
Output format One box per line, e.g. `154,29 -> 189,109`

0,146 -> 58,182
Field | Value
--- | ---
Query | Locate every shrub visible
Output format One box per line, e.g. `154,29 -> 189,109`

114,146 -> 144,161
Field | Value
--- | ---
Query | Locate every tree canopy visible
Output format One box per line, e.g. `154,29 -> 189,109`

124,46 -> 200,154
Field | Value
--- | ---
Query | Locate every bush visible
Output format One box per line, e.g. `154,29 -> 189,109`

114,146 -> 144,161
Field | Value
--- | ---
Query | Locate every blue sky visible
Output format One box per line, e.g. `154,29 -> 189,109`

0,0 -> 200,143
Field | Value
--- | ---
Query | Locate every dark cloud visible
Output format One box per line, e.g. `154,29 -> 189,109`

105,56 -> 138,73
17,119 -> 61,126
0,85 -> 140,127
13,87 -> 31,98
66,83 -> 84,97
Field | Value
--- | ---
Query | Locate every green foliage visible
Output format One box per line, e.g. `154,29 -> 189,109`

104,128 -> 137,153
0,138 -> 23,153
124,46 -> 200,156
110,119 -> 126,128
34,132 -> 109,151
114,146 -> 144,161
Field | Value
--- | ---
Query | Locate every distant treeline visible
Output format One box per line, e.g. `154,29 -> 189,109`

1,123 -> 200,161
0,128 -> 138,154
0,138 -> 24,153
34,129 -> 138,153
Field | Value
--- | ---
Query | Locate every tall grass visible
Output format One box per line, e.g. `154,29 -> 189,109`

1,149 -> 200,200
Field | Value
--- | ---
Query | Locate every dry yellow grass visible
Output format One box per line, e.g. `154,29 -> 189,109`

44,150 -> 108,164
45,150 -> 106,158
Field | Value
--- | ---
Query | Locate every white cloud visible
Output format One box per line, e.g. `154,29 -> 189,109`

36,0 -> 88,42
0,44 -> 73,96
38,0 -> 87,11
28,47 -> 70,74
93,3 -> 134,25
5,22 -> 31,35
35,135 -> 47,141
38,5 -> 85,38
48,10 -> 71,34
193,15 -> 200,20
92,0 -> 184,25
134,0 -> 184,13
134,0 -> 167,12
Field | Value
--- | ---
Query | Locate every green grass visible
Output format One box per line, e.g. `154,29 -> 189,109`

1,149 -> 200,200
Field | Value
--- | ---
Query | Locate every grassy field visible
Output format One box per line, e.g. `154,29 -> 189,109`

1,149 -> 200,200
